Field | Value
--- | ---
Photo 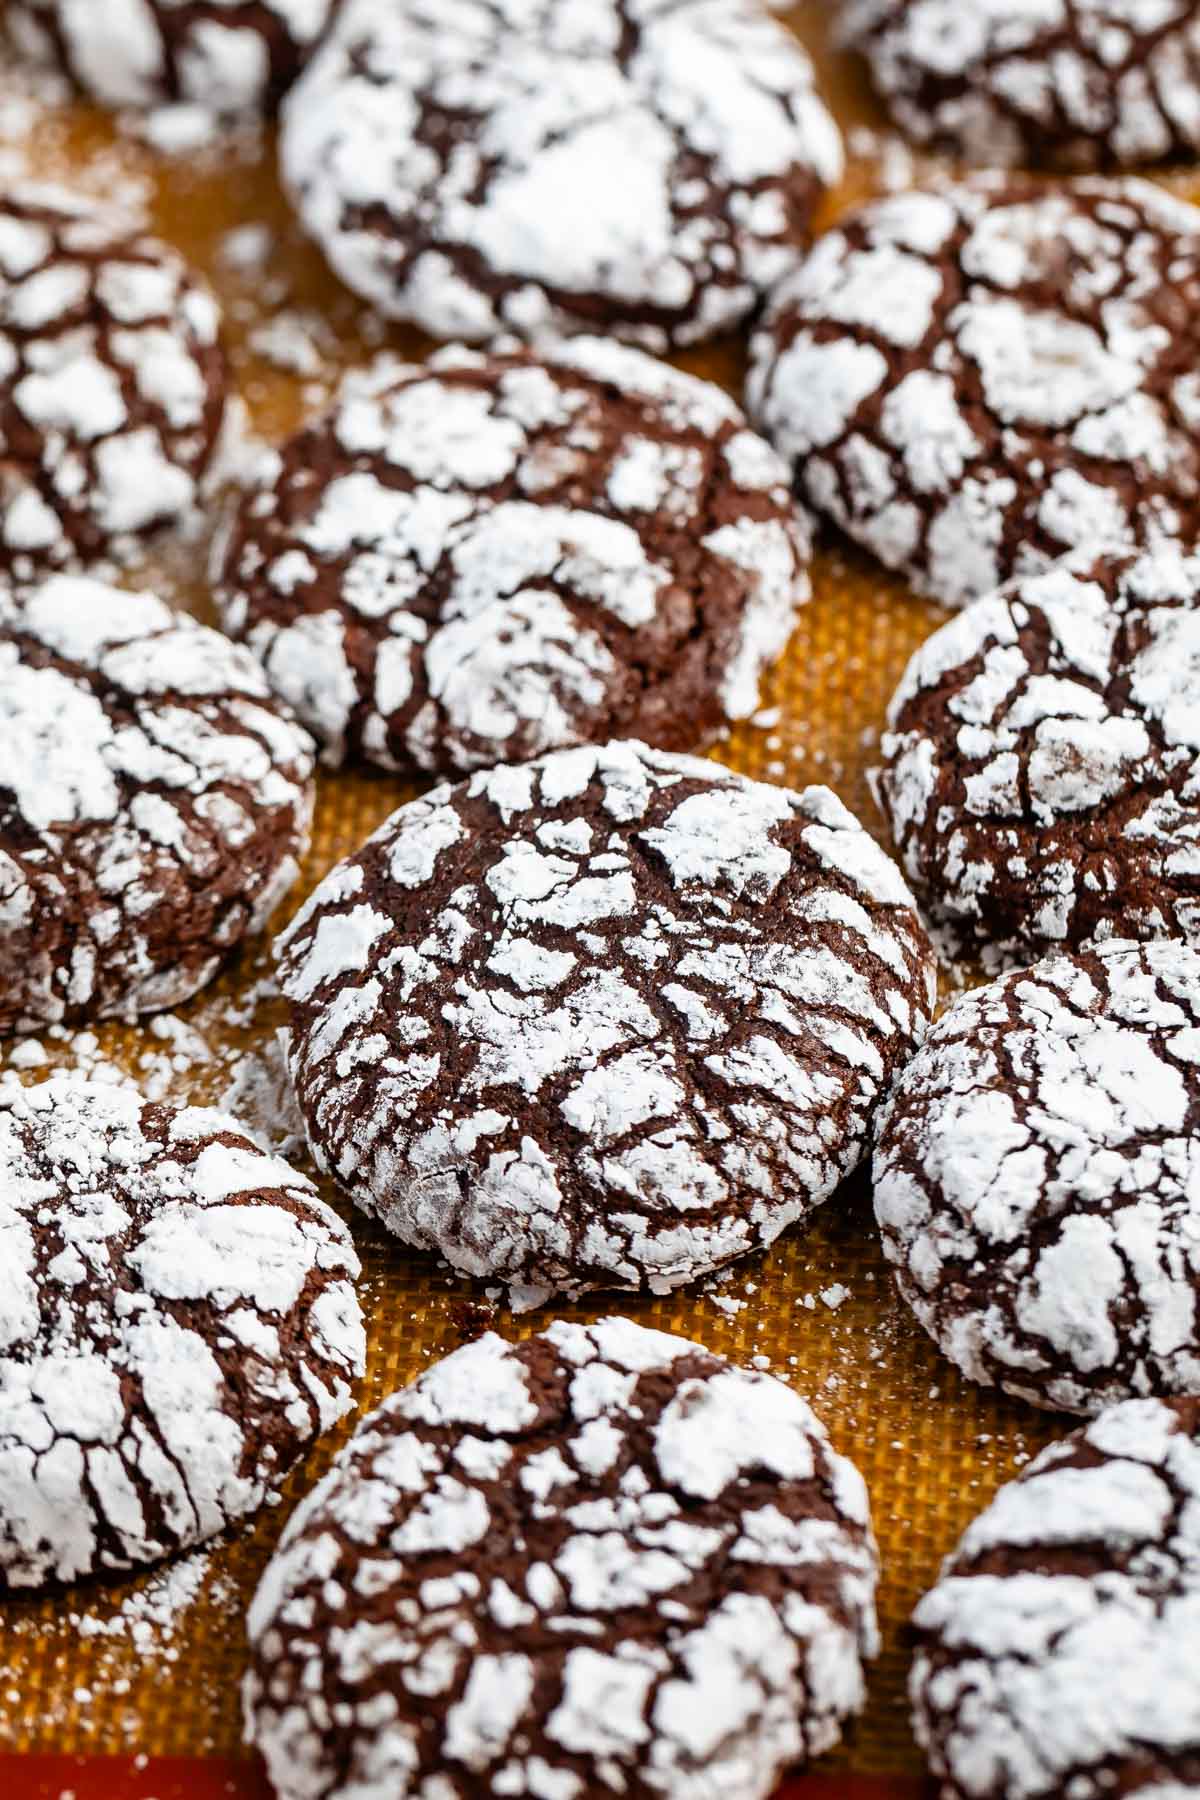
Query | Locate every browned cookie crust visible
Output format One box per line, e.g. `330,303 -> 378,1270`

873,938 -> 1200,1415
840,0 -> 1200,170
911,1396 -> 1200,1798
245,1316 -> 879,1800
278,0 -> 843,348
0,576 -> 315,1034
275,740 -> 936,1308
0,184 -> 231,578
747,175 -> 1200,608
10,0 -> 340,114
0,1072 -> 365,1589
873,545 -> 1200,967
215,338 -> 812,775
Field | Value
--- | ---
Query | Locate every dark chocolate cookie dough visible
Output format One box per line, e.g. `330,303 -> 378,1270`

276,739 -> 936,1308
841,0 -> 1200,170
245,1316 -> 879,1800
911,1396 -> 1200,1798
0,575 -> 315,1033
0,1072 -> 364,1589
0,183 -> 232,577
279,0 -> 843,348
747,176 -> 1200,607
215,337 -> 812,774
874,545 -> 1200,967
10,0 -> 339,113
874,938 -> 1200,1415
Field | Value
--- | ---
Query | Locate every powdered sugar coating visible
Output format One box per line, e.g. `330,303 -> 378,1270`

911,1395 -> 1200,1797
9,0 -> 338,114
0,1072 -> 364,1589
245,1315 -> 879,1800
874,938 -> 1200,1415
0,183 -> 232,577
746,176 -> 1200,608
841,0 -> 1200,170
215,338 -> 812,775
276,740 -> 936,1307
874,544 -> 1200,967
0,574 -> 315,1033
278,0 -> 843,350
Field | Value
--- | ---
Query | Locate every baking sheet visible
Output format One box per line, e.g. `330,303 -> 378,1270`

2,3 -> 1177,1783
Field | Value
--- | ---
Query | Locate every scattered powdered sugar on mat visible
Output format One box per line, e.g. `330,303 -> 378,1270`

245,1316 -> 880,1800
0,966 -> 308,1160
215,1028 -> 306,1156
74,1551 -> 214,1652
0,1549 -> 230,1747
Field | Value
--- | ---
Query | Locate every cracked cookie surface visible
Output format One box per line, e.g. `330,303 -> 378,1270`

0,183 -> 231,577
873,545 -> 1200,967
0,1072 -> 364,1589
840,0 -> 1200,170
10,0 -> 339,114
278,0 -> 843,349
276,739 -> 936,1308
245,1314 -> 879,1800
911,1395 -> 1200,1798
873,938 -> 1200,1414
746,176 -> 1200,607
0,574 -> 315,1033
215,337 -> 811,775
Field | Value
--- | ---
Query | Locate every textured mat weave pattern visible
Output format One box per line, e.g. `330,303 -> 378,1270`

2,3 -> 1174,1775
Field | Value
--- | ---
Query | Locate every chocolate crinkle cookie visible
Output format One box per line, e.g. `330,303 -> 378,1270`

278,0 -> 843,349
244,1315 -> 879,1800
276,739 -> 936,1309
0,1072 -> 365,1589
840,0 -> 1200,171
215,338 -> 812,775
9,0 -> 340,114
911,1396 -> 1200,1798
873,938 -> 1200,1415
874,545 -> 1200,967
0,574 -> 315,1034
747,176 -> 1200,608
0,182 -> 232,577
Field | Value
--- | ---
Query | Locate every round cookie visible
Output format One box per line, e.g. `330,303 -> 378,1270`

0,183 -> 231,577
278,0 -> 843,349
874,545 -> 1200,967
840,0 -> 1200,171
911,1396 -> 1200,1798
276,739 -> 936,1308
245,1315 -> 880,1800
0,1072 -> 365,1589
0,574 -> 315,1034
746,176 -> 1200,608
9,0 -> 339,114
214,338 -> 812,775
873,938 -> 1200,1415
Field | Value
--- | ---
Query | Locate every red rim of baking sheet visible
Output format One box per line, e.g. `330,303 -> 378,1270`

0,1757 -> 931,1797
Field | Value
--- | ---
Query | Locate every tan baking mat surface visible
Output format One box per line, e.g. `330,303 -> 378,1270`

0,2 -> 1190,1776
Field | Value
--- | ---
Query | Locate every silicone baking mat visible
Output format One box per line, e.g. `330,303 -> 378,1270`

3,4 -> 1182,1793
